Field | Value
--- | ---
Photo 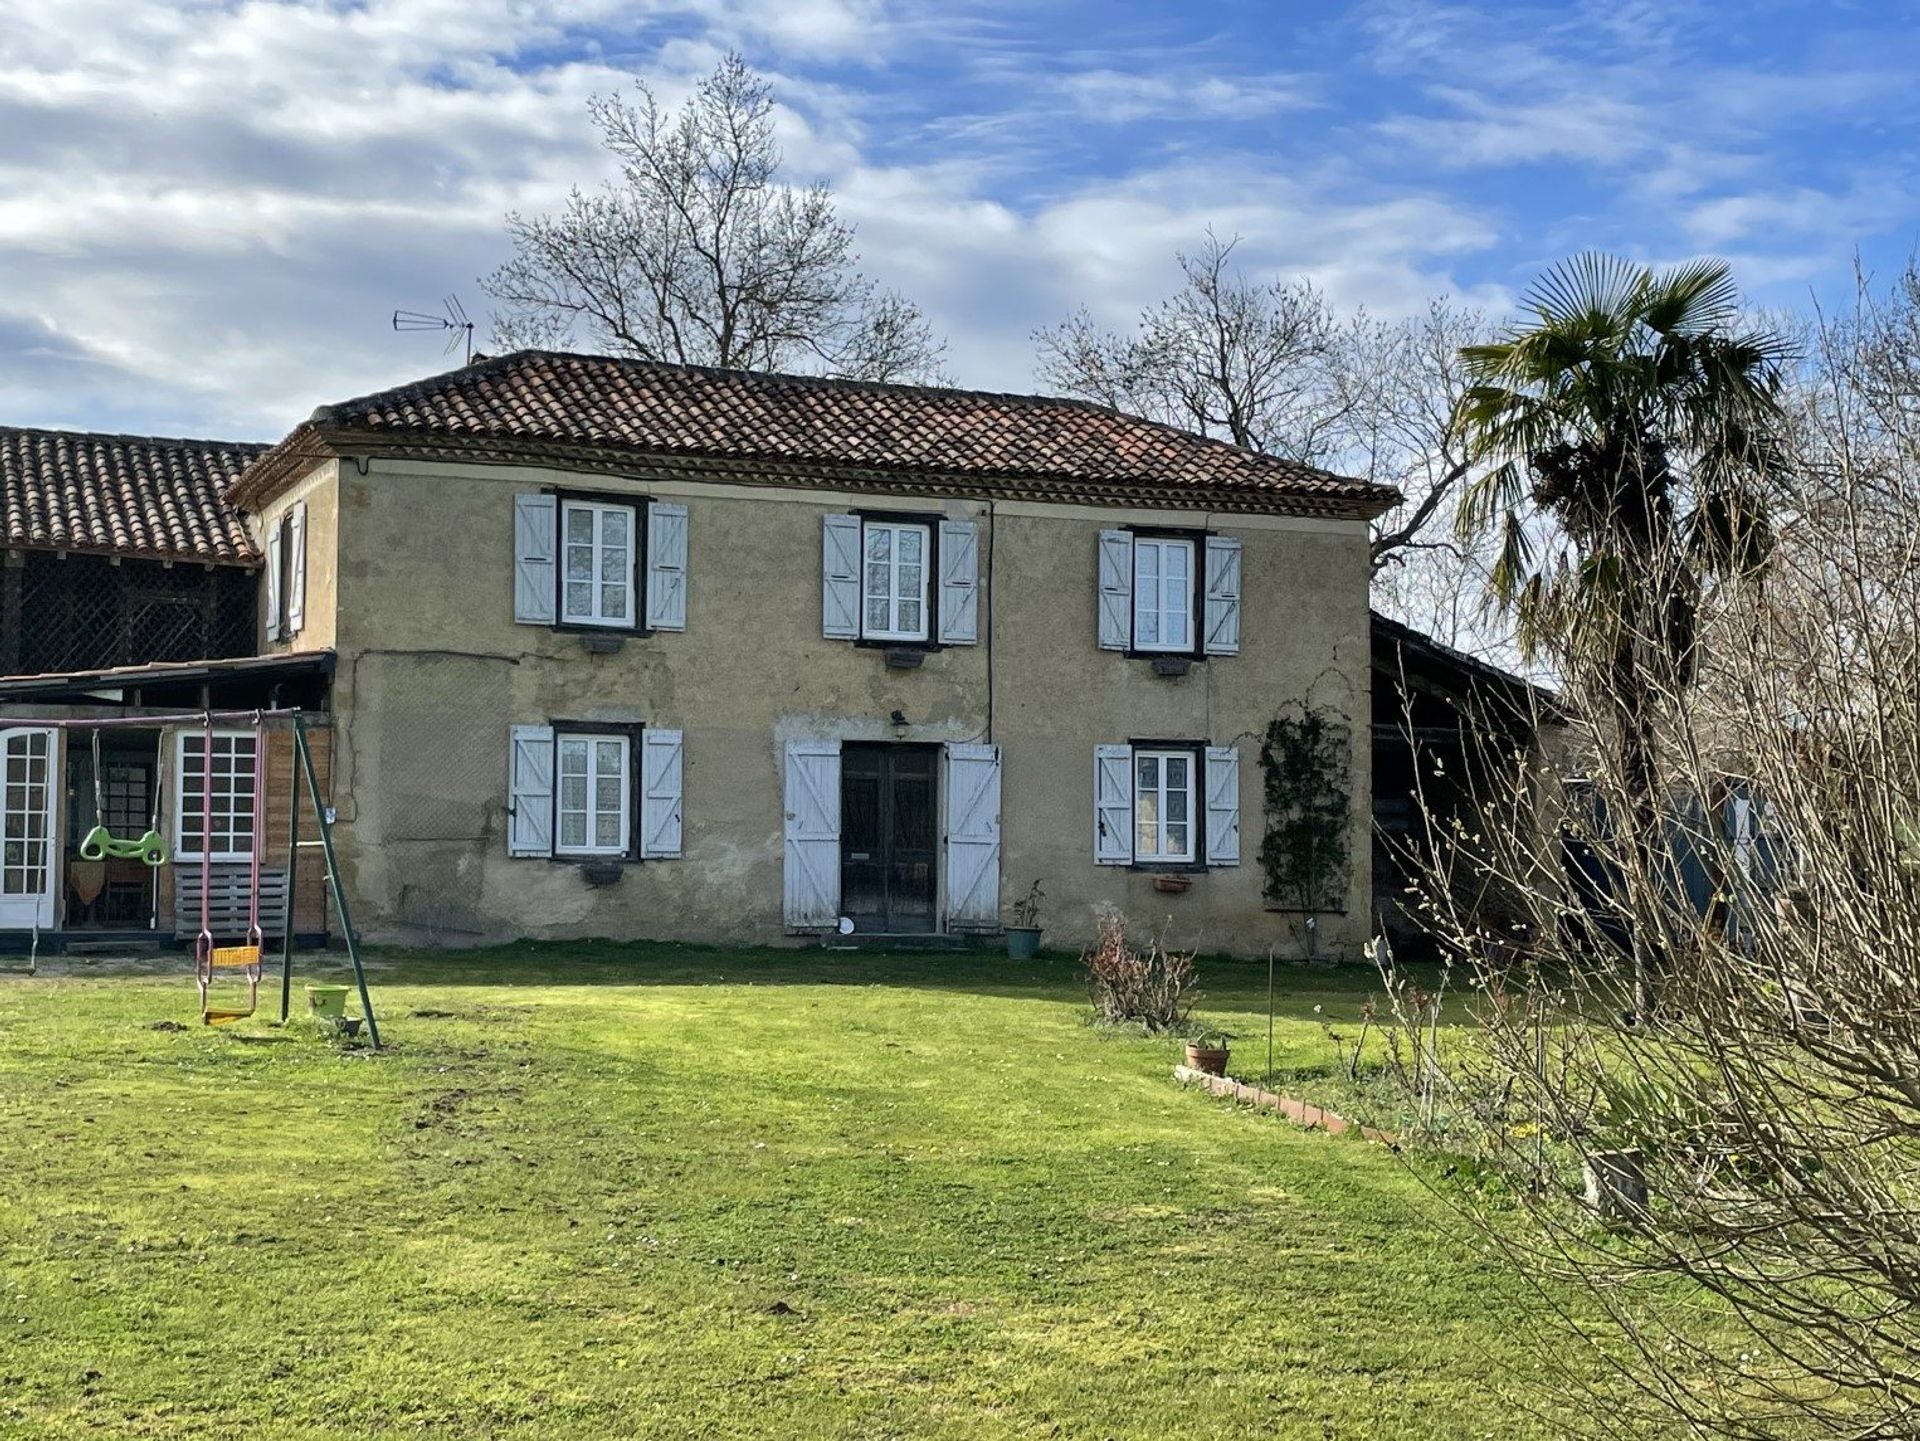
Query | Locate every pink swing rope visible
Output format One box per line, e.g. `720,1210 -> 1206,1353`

193,716 -> 213,1012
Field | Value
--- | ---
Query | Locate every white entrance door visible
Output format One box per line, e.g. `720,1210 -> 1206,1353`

0,727 -> 57,930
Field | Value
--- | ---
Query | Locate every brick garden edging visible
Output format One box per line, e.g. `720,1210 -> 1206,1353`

1172,1064 -> 1398,1145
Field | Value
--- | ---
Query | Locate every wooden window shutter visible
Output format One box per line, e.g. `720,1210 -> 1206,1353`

645,501 -> 688,632
264,523 -> 283,643
1203,535 -> 1242,656
639,728 -> 684,858
513,494 -> 558,625
1205,745 -> 1241,866
507,725 -> 555,857
821,514 -> 861,639
1097,530 -> 1132,651
1094,743 -> 1133,864
286,502 -> 308,637
937,519 -> 980,645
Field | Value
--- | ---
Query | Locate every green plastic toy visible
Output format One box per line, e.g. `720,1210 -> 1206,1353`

78,823 -> 168,867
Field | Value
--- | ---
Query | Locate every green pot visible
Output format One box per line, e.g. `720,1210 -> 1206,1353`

1005,926 -> 1042,961
306,984 -> 350,1022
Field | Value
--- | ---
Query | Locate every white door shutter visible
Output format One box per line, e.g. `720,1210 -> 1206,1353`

507,724 -> 555,857
513,493 -> 558,625
937,519 -> 980,645
1205,745 -> 1241,866
264,523 -> 283,642
1204,535 -> 1242,656
1097,530 -> 1132,651
640,727 -> 684,858
821,513 -> 861,639
1094,743 -> 1133,864
286,502 -> 308,636
646,500 -> 688,631
783,740 -> 842,927
944,743 -> 1001,928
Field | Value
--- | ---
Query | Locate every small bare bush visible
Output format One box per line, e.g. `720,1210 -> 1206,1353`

1080,908 -> 1198,1031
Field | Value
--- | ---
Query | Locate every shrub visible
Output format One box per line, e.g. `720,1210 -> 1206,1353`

1080,908 -> 1198,1032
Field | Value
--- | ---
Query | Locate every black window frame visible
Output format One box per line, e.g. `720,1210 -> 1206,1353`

546,718 -> 646,864
1121,525 -> 1210,662
1125,736 -> 1209,872
849,508 -> 945,652
547,485 -> 651,636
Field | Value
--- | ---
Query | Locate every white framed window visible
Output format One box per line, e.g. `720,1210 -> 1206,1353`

560,499 -> 636,628
1132,537 -> 1194,652
861,519 -> 930,641
1133,747 -> 1195,863
555,732 -> 630,857
175,731 -> 258,862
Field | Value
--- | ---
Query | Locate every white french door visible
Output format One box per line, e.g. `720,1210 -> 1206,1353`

0,728 -> 57,930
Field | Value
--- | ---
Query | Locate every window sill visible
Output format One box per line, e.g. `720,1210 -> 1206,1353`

551,621 -> 648,637
1130,861 -> 1208,875
853,636 -> 940,653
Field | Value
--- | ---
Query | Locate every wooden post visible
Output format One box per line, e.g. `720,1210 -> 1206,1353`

1584,1148 -> 1648,1222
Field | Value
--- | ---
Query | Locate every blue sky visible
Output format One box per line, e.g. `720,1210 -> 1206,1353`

2,0 -> 1917,442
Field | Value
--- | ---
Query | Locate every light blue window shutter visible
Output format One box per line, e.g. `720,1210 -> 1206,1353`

264,523 -> 283,643
640,728 -> 683,858
938,519 -> 980,645
944,743 -> 1000,927
1205,745 -> 1241,866
286,502 -> 308,636
783,740 -> 842,926
1095,744 -> 1133,864
1204,535 -> 1242,656
821,514 -> 861,639
1097,530 -> 1132,650
507,725 -> 555,857
513,494 -> 557,625
646,501 -> 688,631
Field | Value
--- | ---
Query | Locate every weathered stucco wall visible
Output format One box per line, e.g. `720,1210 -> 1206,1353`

253,460 -> 339,654
318,455 -> 1373,958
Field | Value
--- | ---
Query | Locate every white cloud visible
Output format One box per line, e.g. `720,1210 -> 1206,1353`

0,0 -> 1506,440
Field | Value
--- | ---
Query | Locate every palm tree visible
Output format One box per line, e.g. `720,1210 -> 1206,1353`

1453,254 -> 1791,1009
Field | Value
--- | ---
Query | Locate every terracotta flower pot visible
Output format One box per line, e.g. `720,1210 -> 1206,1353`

1185,1044 -> 1230,1076
1153,873 -> 1193,895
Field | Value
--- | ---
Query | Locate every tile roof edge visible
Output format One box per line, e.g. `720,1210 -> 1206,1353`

0,423 -> 270,453
306,348 -> 1378,492
233,426 -> 1402,520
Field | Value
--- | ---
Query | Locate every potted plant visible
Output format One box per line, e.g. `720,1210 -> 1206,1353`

1006,880 -> 1045,960
1185,1026 -> 1233,1077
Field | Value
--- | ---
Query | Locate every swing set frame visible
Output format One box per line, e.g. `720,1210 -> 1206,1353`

36,707 -> 380,1049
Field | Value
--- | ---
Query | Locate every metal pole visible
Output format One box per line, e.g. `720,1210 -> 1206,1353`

1266,945 -> 1276,1082
292,713 -> 379,1050
278,719 -> 299,1024
22,709 -> 302,732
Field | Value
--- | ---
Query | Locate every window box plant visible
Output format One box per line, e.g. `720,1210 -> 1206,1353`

1184,1027 -> 1232,1076
1005,880 -> 1044,960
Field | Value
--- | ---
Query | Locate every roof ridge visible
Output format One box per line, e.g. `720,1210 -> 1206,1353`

0,423 -> 269,453
314,347 -> 1149,423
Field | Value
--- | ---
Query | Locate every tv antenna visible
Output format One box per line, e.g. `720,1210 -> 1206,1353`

392,294 -> 475,364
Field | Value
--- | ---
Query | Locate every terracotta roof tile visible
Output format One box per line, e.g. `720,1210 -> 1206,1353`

245,351 -> 1396,516
1,427 -> 263,565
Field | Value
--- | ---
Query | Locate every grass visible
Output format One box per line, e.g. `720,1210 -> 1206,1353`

0,943 -> 1604,1438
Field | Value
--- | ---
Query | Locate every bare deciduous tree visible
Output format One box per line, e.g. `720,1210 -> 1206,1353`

1386,262 -> 1920,1439
1034,231 -> 1489,580
483,53 -> 946,383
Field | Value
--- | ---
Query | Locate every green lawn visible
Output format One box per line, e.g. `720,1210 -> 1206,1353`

0,944 -> 1597,1438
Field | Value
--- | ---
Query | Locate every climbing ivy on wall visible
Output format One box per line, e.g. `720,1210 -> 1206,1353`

1260,705 -> 1353,914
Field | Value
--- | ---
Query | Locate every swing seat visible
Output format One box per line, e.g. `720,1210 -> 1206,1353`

77,824 -> 168,867
202,1006 -> 255,1026
208,944 -> 263,969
